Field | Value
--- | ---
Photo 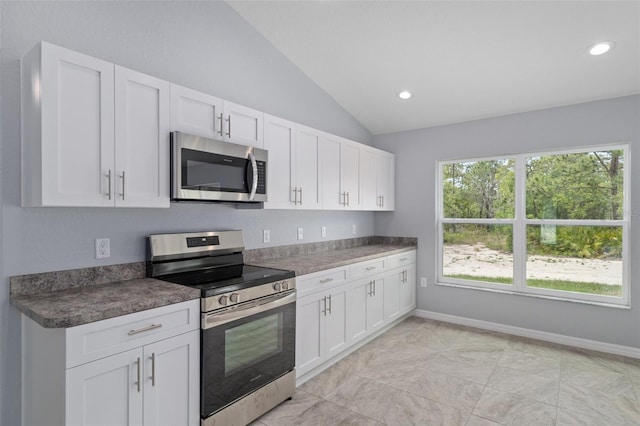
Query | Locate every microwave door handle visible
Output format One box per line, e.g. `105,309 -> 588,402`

247,152 -> 258,201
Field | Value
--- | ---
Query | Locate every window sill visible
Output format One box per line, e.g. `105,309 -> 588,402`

435,281 -> 630,310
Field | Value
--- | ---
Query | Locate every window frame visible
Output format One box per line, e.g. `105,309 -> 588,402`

436,144 -> 630,307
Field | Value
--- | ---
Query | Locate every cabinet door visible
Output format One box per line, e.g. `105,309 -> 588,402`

170,84 -> 223,139
400,265 -> 417,314
114,66 -> 170,208
296,293 -> 325,376
143,330 -> 200,426
66,348 -> 143,426
346,279 -> 369,344
324,286 -> 348,358
320,135 -> 342,210
222,100 -> 264,148
384,269 -> 402,322
367,277 -> 385,332
38,42 -> 115,207
377,154 -> 395,211
263,114 -> 296,209
340,142 -> 360,210
359,149 -> 378,210
295,126 -> 322,210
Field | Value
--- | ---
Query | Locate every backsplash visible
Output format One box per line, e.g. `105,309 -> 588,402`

10,236 -> 416,297
244,236 -> 417,262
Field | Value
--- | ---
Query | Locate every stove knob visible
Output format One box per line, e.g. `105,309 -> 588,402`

218,295 -> 228,306
229,293 -> 240,303
281,281 -> 289,291
273,282 -> 282,292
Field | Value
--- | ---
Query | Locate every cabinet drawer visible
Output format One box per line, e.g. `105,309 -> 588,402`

296,267 -> 349,297
66,299 -> 199,368
350,258 -> 385,279
387,251 -> 416,269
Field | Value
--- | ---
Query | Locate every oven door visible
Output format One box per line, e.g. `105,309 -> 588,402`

171,131 -> 267,202
201,290 -> 295,419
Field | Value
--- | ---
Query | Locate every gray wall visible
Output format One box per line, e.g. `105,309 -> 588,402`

374,95 -> 640,347
0,2 -> 373,424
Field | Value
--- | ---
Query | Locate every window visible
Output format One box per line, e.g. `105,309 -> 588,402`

438,146 -> 628,306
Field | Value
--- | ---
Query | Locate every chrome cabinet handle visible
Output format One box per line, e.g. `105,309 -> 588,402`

341,192 -> 346,206
366,266 -> 376,271
128,323 -> 162,336
320,278 -> 334,284
217,112 -> 223,136
368,281 -> 373,296
225,115 -> 231,138
328,294 -> 332,314
322,296 -> 327,316
347,191 -> 350,207
373,280 -> 376,296
292,187 -> 298,204
298,187 -> 303,205
150,353 -> 156,386
135,357 -> 141,392
400,257 -> 408,262
120,171 -> 126,200
248,152 -> 258,201
381,195 -> 384,207
106,170 -> 112,200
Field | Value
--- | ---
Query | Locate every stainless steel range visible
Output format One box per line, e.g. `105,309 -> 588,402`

147,230 -> 296,426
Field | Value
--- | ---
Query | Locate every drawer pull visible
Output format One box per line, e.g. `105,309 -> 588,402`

366,266 -> 376,271
400,258 -> 408,261
319,278 -> 334,283
128,323 -> 162,336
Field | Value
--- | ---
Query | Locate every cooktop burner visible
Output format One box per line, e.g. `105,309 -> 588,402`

160,264 -> 295,298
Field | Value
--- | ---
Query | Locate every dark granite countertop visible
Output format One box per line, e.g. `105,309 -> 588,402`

248,244 -> 416,276
11,278 -> 200,328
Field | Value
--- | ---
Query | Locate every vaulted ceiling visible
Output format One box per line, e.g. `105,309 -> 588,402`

229,1 -> 640,135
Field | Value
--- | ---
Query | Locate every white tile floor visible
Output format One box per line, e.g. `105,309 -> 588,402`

253,316 -> 640,425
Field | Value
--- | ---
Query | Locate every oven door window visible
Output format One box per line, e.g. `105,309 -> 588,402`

201,299 -> 295,418
181,148 -> 249,193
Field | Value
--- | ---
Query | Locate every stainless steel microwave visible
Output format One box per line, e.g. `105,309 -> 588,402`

171,131 -> 267,203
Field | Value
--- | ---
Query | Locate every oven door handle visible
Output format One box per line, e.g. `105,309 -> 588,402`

203,291 -> 295,330
247,151 -> 258,201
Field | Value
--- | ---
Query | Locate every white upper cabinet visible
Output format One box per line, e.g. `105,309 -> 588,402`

263,114 -> 296,209
295,125 -> 322,210
320,134 -> 342,210
115,66 -> 170,208
22,42 -> 115,207
170,86 -> 263,148
21,42 -> 169,208
360,148 -> 395,211
321,135 -> 360,210
221,100 -> 264,148
377,153 -> 395,210
170,84 -> 223,139
340,141 -> 360,210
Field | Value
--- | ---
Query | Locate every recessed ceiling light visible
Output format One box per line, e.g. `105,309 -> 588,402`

398,91 -> 412,100
588,41 -> 614,56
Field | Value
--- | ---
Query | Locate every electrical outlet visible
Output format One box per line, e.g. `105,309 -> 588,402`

263,229 -> 270,243
297,227 -> 304,240
421,277 -> 428,288
352,224 -> 357,235
95,238 -> 110,259
321,226 -> 327,238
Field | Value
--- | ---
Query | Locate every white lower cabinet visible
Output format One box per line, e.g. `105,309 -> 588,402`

296,250 -> 417,381
347,276 -> 385,344
22,300 -> 200,426
296,284 -> 348,377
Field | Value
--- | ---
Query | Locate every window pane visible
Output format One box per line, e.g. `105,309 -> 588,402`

526,225 -> 622,297
442,160 -> 515,219
443,224 -> 513,285
526,150 -> 624,220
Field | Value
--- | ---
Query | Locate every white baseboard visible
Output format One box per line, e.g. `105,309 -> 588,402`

414,309 -> 640,359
